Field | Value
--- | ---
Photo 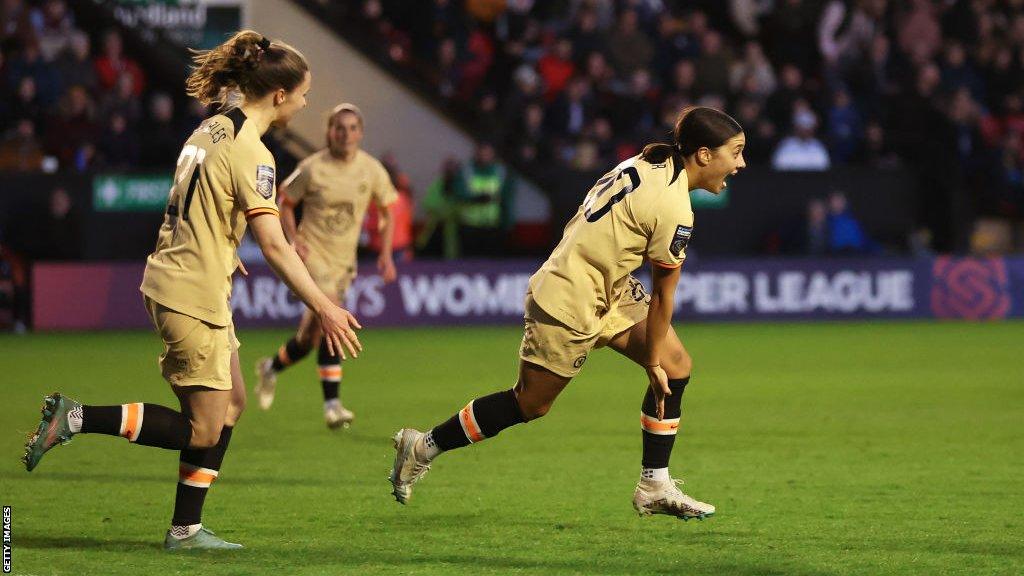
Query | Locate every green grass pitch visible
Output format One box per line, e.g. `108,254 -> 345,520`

1,321 -> 1022,575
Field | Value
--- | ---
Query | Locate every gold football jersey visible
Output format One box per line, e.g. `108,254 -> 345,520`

141,108 -> 279,326
529,155 -> 694,333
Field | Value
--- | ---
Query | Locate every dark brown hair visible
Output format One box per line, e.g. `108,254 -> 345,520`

641,106 -> 743,180
185,30 -> 308,108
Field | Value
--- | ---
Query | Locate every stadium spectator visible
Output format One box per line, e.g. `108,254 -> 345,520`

97,110 -> 138,169
507,101 -> 549,164
694,30 -> 733,98
44,84 -> 96,167
568,7 -> 606,63
547,76 -> 593,137
140,92 -> 182,169
34,185 -> 80,260
607,8 -> 653,76
896,0 -> 942,62
805,198 -> 828,255
0,0 -> 34,52
31,0 -> 74,62
729,40 -> 776,98
825,88 -> 863,163
772,103 -> 831,171
2,75 -> 43,128
52,30 -> 96,95
93,29 -> 144,96
366,171 -> 415,263
0,117 -> 43,171
537,38 -> 575,101
860,119 -> 900,169
766,63 -> 808,129
98,71 -> 142,126
418,157 -> 465,259
6,39 -> 59,104
459,141 -> 516,256
826,191 -> 874,253
732,97 -> 775,164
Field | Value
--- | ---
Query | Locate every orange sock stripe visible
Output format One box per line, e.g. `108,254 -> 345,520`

120,403 -> 143,442
178,463 -> 219,488
318,365 -> 342,382
459,402 -> 485,443
277,345 -> 292,366
640,413 -> 680,435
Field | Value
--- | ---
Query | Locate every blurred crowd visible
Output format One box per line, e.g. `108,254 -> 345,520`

0,0 -> 203,173
349,0 -> 1024,220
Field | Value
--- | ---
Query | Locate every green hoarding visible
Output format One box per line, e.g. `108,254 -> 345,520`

93,174 -> 172,212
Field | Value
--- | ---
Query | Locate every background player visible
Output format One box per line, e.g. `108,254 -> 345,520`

254,103 -> 398,429
390,107 -> 745,520
20,30 -> 362,550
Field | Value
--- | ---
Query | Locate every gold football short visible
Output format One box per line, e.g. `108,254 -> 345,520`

144,296 -> 238,391
519,277 -> 650,378
304,253 -> 355,302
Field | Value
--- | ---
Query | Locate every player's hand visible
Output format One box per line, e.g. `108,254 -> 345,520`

293,238 -> 309,261
236,261 -> 249,276
318,304 -> 362,359
645,364 -> 671,420
377,252 -> 397,284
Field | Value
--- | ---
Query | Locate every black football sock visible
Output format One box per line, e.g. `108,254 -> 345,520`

641,377 -> 689,476
429,389 -> 526,452
172,425 -> 233,531
271,336 -> 312,372
318,340 -> 341,403
81,403 -> 192,450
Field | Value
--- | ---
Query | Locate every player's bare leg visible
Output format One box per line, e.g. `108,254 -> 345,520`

165,351 -> 245,550
390,360 -> 569,504
608,322 -> 715,520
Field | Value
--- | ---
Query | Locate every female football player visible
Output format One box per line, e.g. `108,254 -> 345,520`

21,30 -> 362,550
391,107 -> 745,520
254,102 -> 398,429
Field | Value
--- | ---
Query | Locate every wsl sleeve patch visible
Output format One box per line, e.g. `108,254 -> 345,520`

256,165 -> 276,200
670,225 -> 693,257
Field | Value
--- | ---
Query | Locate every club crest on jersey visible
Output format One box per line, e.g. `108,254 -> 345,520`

670,225 -> 693,257
256,165 -> 275,199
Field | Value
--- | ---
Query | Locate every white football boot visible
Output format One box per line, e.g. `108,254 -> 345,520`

633,478 -> 715,520
389,428 -> 431,504
324,402 -> 355,430
253,358 -> 277,411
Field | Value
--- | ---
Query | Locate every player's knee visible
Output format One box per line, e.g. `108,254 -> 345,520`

519,399 -> 553,421
229,395 -> 246,420
665,347 -> 692,379
189,422 -> 223,449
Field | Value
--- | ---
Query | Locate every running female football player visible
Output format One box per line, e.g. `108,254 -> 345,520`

391,106 -> 745,520
254,102 -> 398,429
21,30 -> 362,550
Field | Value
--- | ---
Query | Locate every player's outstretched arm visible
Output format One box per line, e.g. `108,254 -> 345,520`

644,262 -> 682,419
249,213 -> 362,358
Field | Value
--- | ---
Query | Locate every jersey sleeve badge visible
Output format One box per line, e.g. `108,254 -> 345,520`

256,165 -> 276,199
670,225 -> 693,257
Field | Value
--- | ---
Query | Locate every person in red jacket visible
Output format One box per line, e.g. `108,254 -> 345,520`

94,28 -> 145,96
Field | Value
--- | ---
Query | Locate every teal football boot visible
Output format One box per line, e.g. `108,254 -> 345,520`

22,392 -> 80,472
164,527 -> 243,551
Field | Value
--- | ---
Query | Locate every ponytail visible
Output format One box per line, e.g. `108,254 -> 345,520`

185,30 -> 307,108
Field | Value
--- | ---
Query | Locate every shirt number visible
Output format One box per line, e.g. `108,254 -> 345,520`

582,164 -> 641,222
170,144 -> 207,222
